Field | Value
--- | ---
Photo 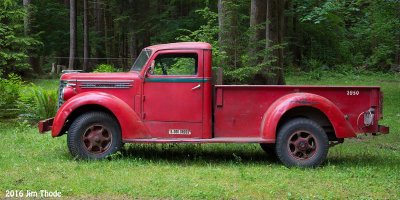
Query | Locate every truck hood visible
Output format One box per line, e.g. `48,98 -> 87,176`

60,71 -> 139,81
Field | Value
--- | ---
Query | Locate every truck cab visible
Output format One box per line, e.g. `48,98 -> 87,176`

39,42 -> 389,167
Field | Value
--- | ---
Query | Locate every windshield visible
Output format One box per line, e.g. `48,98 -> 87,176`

131,49 -> 152,71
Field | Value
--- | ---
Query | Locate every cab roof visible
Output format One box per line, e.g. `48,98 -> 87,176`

146,42 -> 212,52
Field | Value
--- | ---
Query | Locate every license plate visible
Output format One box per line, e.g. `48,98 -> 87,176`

168,129 -> 191,135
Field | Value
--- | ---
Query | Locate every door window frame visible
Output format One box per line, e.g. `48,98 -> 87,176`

144,49 -> 203,79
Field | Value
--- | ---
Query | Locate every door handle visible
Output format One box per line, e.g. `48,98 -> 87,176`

192,84 -> 201,90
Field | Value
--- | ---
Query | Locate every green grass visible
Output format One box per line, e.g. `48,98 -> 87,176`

0,73 -> 399,199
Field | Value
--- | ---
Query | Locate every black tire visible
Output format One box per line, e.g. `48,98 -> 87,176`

67,111 -> 122,159
260,143 -> 277,160
276,118 -> 329,168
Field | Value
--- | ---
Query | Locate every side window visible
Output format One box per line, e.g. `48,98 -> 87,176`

152,53 -> 198,76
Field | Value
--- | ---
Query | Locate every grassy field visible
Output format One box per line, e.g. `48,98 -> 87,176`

0,72 -> 399,199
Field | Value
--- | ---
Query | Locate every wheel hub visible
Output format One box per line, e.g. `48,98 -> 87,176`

296,140 -> 309,151
82,124 -> 112,154
288,130 -> 317,160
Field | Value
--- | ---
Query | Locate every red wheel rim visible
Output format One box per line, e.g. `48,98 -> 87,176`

82,124 -> 112,154
287,130 -> 317,160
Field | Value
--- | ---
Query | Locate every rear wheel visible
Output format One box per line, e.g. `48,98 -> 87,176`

67,111 -> 122,159
276,118 -> 329,168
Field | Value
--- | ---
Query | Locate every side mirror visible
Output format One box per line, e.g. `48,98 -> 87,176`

145,60 -> 155,77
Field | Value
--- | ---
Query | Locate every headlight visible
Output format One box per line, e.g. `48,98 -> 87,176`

62,84 -> 76,101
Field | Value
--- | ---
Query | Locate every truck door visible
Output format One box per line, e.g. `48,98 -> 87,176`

143,50 -> 204,138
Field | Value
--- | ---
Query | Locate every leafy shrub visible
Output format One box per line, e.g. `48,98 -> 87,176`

0,71 -> 57,121
307,69 -> 323,81
93,64 -> 119,72
176,7 -> 223,68
0,73 -> 24,118
18,86 -> 57,121
304,59 -> 324,71
224,66 -> 263,84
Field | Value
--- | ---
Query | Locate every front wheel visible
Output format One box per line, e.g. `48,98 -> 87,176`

276,118 -> 329,168
67,111 -> 122,159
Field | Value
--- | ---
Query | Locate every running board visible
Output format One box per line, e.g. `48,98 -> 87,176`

123,137 -> 275,144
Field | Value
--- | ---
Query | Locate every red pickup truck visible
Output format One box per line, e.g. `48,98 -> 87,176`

39,42 -> 389,167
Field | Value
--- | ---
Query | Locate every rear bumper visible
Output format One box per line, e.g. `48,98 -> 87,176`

378,125 -> 389,134
38,118 -> 54,133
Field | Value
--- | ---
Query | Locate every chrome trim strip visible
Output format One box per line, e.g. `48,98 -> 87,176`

64,79 -> 134,83
79,81 -> 133,89
62,79 -> 134,83
80,87 -> 132,89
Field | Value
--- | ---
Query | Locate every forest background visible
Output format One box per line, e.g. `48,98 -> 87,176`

1,0 -> 399,84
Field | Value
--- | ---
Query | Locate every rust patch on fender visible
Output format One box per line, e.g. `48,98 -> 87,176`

290,99 -> 318,105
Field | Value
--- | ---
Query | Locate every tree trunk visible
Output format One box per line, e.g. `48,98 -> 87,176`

217,0 -> 240,69
23,0 -> 31,36
128,0 -> 137,66
103,3 -> 110,64
95,0 -> 103,33
23,0 -> 42,74
396,35 -> 400,66
83,0 -> 89,71
292,4 -> 302,68
129,32 -> 137,65
230,1 -> 239,69
94,0 -> 104,65
396,7 -> 400,67
142,0 -> 151,49
248,0 -> 266,66
218,0 -> 224,45
264,0 -> 285,85
68,0 -> 77,70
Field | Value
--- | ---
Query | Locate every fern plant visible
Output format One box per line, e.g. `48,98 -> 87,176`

18,86 -> 57,121
33,88 -> 57,119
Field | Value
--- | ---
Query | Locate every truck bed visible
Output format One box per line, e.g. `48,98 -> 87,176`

213,85 -> 382,138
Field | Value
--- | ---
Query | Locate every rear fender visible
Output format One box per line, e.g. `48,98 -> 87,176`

52,92 -> 148,139
260,93 -> 355,141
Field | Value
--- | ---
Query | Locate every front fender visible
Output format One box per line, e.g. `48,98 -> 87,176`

52,92 -> 148,139
260,93 -> 356,141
